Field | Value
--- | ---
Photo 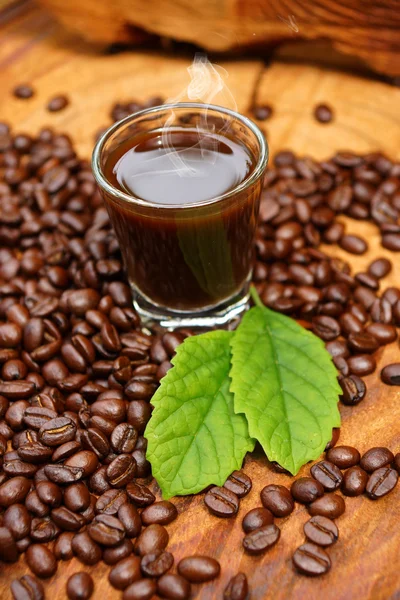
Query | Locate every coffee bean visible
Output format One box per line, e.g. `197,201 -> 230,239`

134,524 -> 169,556
308,494 -> 345,519
365,323 -> 397,345
253,105 -> 273,121
95,488 -> 127,515
177,555 -> 220,583
314,104 -> 333,123
366,467 -> 398,499
65,450 -> 98,477
304,515 -> 338,547
103,539 -> 134,565
4,504 -> 31,540
368,258 -> 392,279
348,331 -> 380,354
141,500 -> 178,525
339,375 -> 366,405
13,84 -> 35,99
47,95 -> 69,112
141,550 -> 174,577
111,423 -> 138,454
26,544 -> 57,578
310,460 -> 343,491
243,523 -> 281,555
64,482 -> 90,512
242,507 -> 274,533
204,486 -> 239,518
360,447 -> 394,472
0,475 -> 31,506
109,555 -> 141,590
0,525 -> 19,562
341,465 -> 368,496
223,470 -> 252,498
223,572 -> 248,600
293,542 -> 331,576
123,579 -> 157,600
66,572 -> 94,600
54,531 -> 74,560
260,484 -> 294,517
347,354 -> 376,376
312,315 -> 340,341
88,514 -> 125,546
72,531 -> 102,565
326,445 -> 360,469
45,464 -> 84,484
36,481 -> 62,507
382,233 -> 400,251
11,574 -> 44,600
51,506 -> 85,531
381,363 -> 400,385
290,477 -> 324,503
157,573 -> 191,600
82,428 -> 110,460
324,427 -> 340,451
39,416 -> 76,446
52,441 -> 81,463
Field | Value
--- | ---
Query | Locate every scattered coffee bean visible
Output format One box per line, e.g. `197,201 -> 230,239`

157,573 -> 191,600
366,467 -> 399,499
134,524 -> 169,556
141,550 -> 174,577
177,555 -> 220,583
326,446 -> 360,469
368,258 -> 392,279
223,470 -> 252,497
123,579 -> 157,600
314,104 -> 333,124
310,460 -> 343,491
308,494 -> 345,519
293,542 -> 331,576
339,375 -> 366,405
260,484 -> 294,517
71,531 -> 102,565
242,507 -> 274,533
341,465 -> 368,496
223,572 -> 249,600
26,544 -> 57,578
13,84 -> 35,99
11,575 -> 44,600
291,477 -> 324,503
347,354 -> 376,376
109,555 -> 141,590
47,95 -> 69,112
66,572 -> 94,600
339,235 -> 368,255
304,515 -> 338,547
381,363 -> 400,385
253,105 -> 273,121
360,447 -> 394,472
204,486 -> 239,518
243,523 -> 281,555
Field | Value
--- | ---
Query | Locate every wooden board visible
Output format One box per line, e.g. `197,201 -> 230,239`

0,3 -> 400,599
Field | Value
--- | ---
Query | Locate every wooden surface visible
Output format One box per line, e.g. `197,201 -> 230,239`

37,0 -> 400,77
1,3 -> 400,599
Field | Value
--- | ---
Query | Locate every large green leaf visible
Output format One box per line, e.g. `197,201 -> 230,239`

145,330 -> 255,499
230,299 -> 341,475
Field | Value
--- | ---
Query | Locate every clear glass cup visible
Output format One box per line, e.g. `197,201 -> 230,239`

92,102 -> 268,329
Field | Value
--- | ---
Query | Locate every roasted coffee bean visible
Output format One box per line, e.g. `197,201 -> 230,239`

254,104 -> 273,121
223,470 -> 252,498
290,477 -> 324,503
88,514 -> 125,546
0,525 -> 19,562
339,234 -> 368,254
204,486 -> 239,517
326,445 -> 360,469
314,104 -> 333,123
39,416 -> 76,446
177,555 -> 220,583
242,507 -> 274,533
312,315 -> 340,341
11,574 -> 44,600
13,83 -> 35,99
365,323 -> 397,345
341,465 -> 368,496
223,572 -> 248,600
65,450 -> 98,477
326,340 -> 349,359
71,530 -> 102,565
25,490 -> 49,517
134,524 -> 169,556
348,331 -> 379,354
308,494 -> 345,519
368,258 -> 392,279
292,542 -> 331,576
371,298 -> 392,324
47,95 -> 69,112
393,453 -> 400,474
51,506 -> 85,531
382,233 -> 400,251
107,453 -> 137,487
109,555 -> 141,590
310,460 -> 343,491
54,531 -> 74,560
23,406 -> 57,430
66,572 -> 94,600
304,515 -> 338,547
260,484 -> 294,517
64,482 -> 90,512
0,475 -> 31,506
26,544 -> 57,578
366,467 -> 398,499
30,516 -> 60,542
123,579 -> 157,600
347,354 -> 376,376
81,428 -> 110,460
243,523 -> 281,555
103,539 -> 134,565
45,464 -> 84,484
96,488 -> 127,515
157,573 -> 191,600
111,423 -> 138,454
141,500 -> 178,525
127,401 -> 151,434
360,447 -> 394,472
36,481 -> 62,506
381,363 -> 400,385
52,441 -> 81,463
141,550 -> 174,577
339,375 -> 366,405
4,503 -> 31,540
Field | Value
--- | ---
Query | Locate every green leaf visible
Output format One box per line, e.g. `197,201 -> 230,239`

230,296 -> 341,475
145,330 -> 255,499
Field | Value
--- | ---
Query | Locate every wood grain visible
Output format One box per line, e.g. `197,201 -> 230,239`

1,3 -> 400,599
36,0 -> 400,76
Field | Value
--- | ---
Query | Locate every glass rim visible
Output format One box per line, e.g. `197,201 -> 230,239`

91,102 -> 269,210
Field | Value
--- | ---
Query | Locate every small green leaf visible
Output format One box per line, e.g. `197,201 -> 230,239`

145,330 -> 255,499
230,298 -> 341,475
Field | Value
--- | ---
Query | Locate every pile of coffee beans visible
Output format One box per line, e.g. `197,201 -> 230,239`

0,94 -> 400,598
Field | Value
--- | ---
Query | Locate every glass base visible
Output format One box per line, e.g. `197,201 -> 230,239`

133,288 -> 250,332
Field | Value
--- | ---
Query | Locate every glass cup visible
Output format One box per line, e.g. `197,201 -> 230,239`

92,103 -> 268,329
